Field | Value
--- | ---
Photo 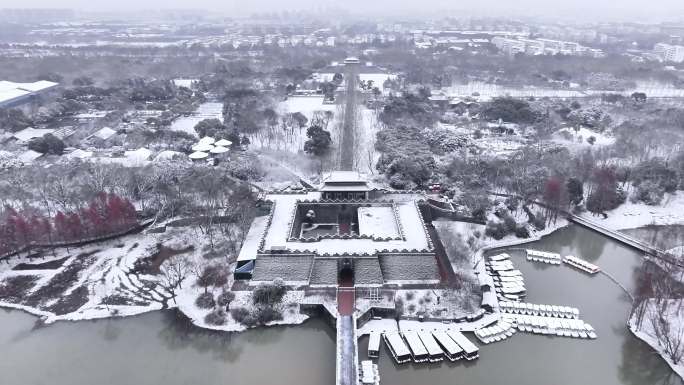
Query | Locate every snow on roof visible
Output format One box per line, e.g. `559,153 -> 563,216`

261,192 -> 429,254
192,143 -> 214,152
431,330 -> 463,355
197,136 -> 216,145
93,126 -> 116,140
0,88 -> 30,105
18,150 -> 43,163
12,127 -> 55,142
209,146 -> 229,154
0,80 -> 58,93
418,331 -> 443,356
124,147 -> 152,161
402,330 -> 428,356
189,151 -> 209,160
66,149 -> 93,159
358,206 -> 400,238
154,150 -> 186,162
446,330 -> 478,354
172,78 -> 197,88
322,170 -> 368,184
238,216 -> 271,262
385,332 -> 411,356
215,139 -> 233,147
482,290 -> 498,307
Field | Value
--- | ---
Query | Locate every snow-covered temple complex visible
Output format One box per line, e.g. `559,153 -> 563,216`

235,171 -> 441,287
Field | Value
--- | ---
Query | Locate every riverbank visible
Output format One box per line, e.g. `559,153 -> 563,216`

0,226 -> 310,333
629,299 -> 684,380
579,191 -> 684,231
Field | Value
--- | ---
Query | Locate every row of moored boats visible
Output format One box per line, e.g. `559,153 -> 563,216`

563,255 -> 601,274
499,301 -> 580,319
501,314 -> 597,339
487,253 -> 526,301
474,320 -> 516,344
526,249 -> 562,265
375,329 -> 479,364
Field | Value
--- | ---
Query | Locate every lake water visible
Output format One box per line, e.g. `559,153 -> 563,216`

0,224 -> 681,385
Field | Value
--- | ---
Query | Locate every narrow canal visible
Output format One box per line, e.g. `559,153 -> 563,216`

0,224 -> 681,385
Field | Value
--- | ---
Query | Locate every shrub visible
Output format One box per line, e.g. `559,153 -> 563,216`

253,281 -> 287,306
217,291 -> 236,307
231,307 -> 250,323
531,211 -> 546,231
515,225 -> 530,238
405,291 -> 415,301
204,309 -> 227,325
485,220 -> 508,240
631,180 -> 665,205
395,297 -> 404,319
255,307 -> 283,324
407,304 -> 417,313
195,292 -> 216,309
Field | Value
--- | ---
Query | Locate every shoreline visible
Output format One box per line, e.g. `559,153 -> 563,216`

2,216 -> 683,382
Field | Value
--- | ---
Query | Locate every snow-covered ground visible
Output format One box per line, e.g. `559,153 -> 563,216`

551,126 -> 615,148
358,206 -> 400,238
262,191 -> 431,254
169,102 -> 223,137
579,191 -> 684,231
629,299 -> 684,381
0,226 -> 309,332
354,106 -> 381,174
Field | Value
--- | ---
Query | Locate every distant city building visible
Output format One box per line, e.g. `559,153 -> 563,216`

491,37 -> 603,58
654,43 -> 684,63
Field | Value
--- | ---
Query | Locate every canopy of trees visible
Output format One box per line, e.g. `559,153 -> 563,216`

303,125 -> 332,156
481,97 -> 539,124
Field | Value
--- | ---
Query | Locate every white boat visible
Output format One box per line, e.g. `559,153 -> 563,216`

584,324 -> 598,339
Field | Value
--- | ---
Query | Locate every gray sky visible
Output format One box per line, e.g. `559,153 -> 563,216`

5,0 -> 684,21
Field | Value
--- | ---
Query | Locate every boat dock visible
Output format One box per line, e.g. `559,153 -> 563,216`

563,255 -> 601,274
526,249 -> 562,265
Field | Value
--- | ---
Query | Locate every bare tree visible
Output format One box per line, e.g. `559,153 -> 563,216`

649,300 -> 684,364
159,256 -> 193,305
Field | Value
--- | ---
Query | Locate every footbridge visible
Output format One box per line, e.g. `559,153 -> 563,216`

336,287 -> 358,385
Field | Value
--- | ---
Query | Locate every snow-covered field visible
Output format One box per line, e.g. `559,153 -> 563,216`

580,191 -> 684,231
169,102 -> 223,137
551,126 -> 615,148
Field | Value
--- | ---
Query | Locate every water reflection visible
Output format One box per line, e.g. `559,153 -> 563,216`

619,335 -> 680,385
621,225 -> 684,251
156,310 -> 245,363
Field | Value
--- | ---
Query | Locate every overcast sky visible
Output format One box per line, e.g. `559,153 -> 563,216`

5,0 -> 684,21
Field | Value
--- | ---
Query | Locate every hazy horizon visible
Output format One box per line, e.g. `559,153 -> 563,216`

2,0 -> 684,22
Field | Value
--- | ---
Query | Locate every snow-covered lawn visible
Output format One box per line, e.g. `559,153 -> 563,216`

551,126 -> 615,148
580,191 -> 684,231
